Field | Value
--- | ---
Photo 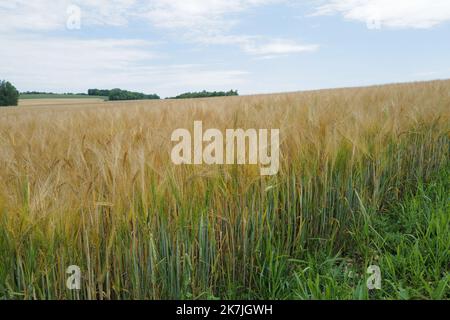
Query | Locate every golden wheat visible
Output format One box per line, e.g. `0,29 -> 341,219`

0,80 -> 448,299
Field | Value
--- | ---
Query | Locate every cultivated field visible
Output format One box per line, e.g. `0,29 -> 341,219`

18,98 -> 107,108
19,94 -> 107,101
0,80 -> 449,299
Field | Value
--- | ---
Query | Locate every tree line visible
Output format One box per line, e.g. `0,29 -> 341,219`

88,89 -> 239,100
168,90 -> 239,99
1,80 -> 240,107
88,89 -> 160,101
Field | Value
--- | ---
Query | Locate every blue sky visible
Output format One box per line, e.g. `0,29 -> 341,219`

1,0 -> 450,97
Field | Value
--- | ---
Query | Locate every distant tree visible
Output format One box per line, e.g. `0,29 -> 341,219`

108,88 -> 160,101
88,89 -> 112,97
170,90 -> 239,99
21,91 -> 56,95
0,80 -> 19,107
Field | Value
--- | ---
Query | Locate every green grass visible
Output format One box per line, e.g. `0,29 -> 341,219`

19,94 -> 108,100
289,165 -> 450,300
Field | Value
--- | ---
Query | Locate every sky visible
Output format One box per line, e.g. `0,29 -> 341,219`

1,0 -> 450,98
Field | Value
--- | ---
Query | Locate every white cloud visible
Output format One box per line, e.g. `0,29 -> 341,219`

0,1 -> 67,31
139,0 -> 318,57
192,34 -> 319,57
242,39 -> 319,56
141,0 -> 283,31
0,34 -> 153,89
140,0 -> 316,57
315,0 -> 450,29
0,0 -> 138,32
0,34 -> 248,96
0,0 -> 284,32
78,0 -> 138,26
0,0 -> 313,57
0,35 -> 154,71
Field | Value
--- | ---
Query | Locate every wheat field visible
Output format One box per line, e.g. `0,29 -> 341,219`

0,80 -> 449,300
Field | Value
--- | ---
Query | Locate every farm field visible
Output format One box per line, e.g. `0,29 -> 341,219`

0,80 -> 449,300
18,98 -> 108,108
19,94 -> 107,100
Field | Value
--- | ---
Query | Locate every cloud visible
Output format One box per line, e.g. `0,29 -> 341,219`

314,0 -> 450,29
0,34 -> 153,89
0,34 -> 248,96
0,0 -> 313,57
0,1 -> 67,31
0,0 -> 284,33
192,34 -> 319,57
139,0 -> 319,57
0,0 -> 138,32
0,35 -> 155,71
242,39 -> 319,56
141,0 -> 283,31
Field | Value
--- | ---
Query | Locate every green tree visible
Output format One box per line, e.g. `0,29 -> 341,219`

108,88 -> 160,101
170,90 -> 239,99
0,80 -> 19,107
